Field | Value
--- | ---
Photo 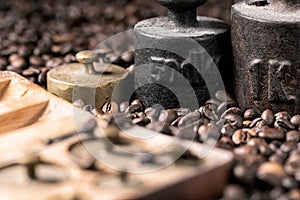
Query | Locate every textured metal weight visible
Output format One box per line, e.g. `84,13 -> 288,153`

134,0 -> 233,110
231,0 -> 300,114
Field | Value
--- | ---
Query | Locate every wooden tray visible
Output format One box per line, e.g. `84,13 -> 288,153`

0,71 -> 233,200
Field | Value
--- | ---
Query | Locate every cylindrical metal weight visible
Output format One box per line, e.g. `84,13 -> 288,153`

231,0 -> 300,114
133,0 -> 233,110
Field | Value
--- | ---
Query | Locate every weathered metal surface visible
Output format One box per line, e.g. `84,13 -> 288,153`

134,0 -> 233,110
231,0 -> 300,114
47,51 -> 130,109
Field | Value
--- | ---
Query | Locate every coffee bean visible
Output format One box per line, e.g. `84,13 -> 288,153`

18,45 -> 32,57
287,189 -> 300,200
217,136 -> 234,150
173,108 -> 190,117
280,141 -> 297,153
242,128 -> 257,137
249,117 -> 262,128
198,124 -> 209,142
0,57 -> 8,70
257,162 -> 287,186
217,101 -> 237,116
244,108 -> 260,120
224,114 -> 243,129
232,129 -> 251,145
234,145 -> 257,156
29,55 -> 44,66
220,107 -> 242,119
285,154 -> 300,176
233,164 -> 256,184
120,51 -> 134,63
281,176 -> 298,189
158,109 -> 178,124
261,109 -> 274,126
102,101 -> 119,113
125,104 -> 142,114
199,105 -> 218,121
178,111 -> 202,128
258,127 -> 285,140
269,140 -> 282,152
146,121 -> 172,135
9,54 -> 26,69
132,116 -> 150,126
221,124 -> 237,137
291,115 -> 300,127
286,130 -> 300,142
222,184 -> 247,199
275,111 -> 291,121
275,118 -> 295,131
22,67 -> 40,77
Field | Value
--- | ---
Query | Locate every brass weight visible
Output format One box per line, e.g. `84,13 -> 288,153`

47,51 -> 129,109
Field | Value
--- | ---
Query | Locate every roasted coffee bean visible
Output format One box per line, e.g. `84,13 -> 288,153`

275,111 -> 291,120
173,108 -> 190,117
281,176 -> 298,189
245,154 -> 266,167
158,109 -> 178,124
178,111 -> 202,128
234,145 -> 257,156
224,114 -> 243,129
197,124 -> 209,142
29,55 -> 44,66
275,118 -> 295,131
125,104 -> 142,114
18,45 -> 32,57
199,105 -> 218,121
146,121 -> 172,135
287,189 -> 300,200
217,136 -> 234,150
249,117 -> 262,128
102,101 -> 119,113
261,109 -> 274,126
242,128 -> 257,137
220,107 -> 242,119
72,99 -> 85,109
131,99 -> 143,107
222,184 -> 247,199
280,141 -> 297,153
244,108 -> 260,120
286,130 -> 300,142
22,67 -> 40,77
221,124 -> 237,137
290,114 -> 300,127
248,138 -> 272,157
233,164 -> 256,184
132,116 -> 151,126
258,127 -> 285,140
217,101 -> 238,116
144,105 -> 163,121
9,54 -> 26,69
285,154 -> 300,175
232,129 -> 251,145
257,162 -> 287,186
269,187 -> 285,200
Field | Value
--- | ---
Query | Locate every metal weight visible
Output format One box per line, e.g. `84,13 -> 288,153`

133,0 -> 233,110
231,0 -> 300,114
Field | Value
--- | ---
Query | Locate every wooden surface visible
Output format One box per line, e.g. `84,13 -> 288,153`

0,71 -> 233,200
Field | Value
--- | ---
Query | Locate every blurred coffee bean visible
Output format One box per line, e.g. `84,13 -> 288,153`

286,130 -> 300,142
158,109 -> 178,124
244,108 -> 260,121
232,129 -> 251,145
285,154 -> 300,175
281,176 -> 298,189
45,57 -> 63,68
217,136 -> 234,150
233,164 -> 256,184
258,127 -> 285,140
120,51 -> 134,63
29,55 -> 44,66
290,115 -> 300,127
179,111 -> 202,128
257,162 -> 287,186
280,141 -> 297,153
132,116 -> 150,126
18,45 -> 32,57
22,67 -> 40,77
222,184 -> 247,199
221,124 -> 237,137
146,121 -> 172,135
287,189 -> 300,200
9,54 -> 26,69
234,145 -> 257,156
0,57 -> 8,70
261,109 -> 274,126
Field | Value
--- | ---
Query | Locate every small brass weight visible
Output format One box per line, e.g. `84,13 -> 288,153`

47,50 -> 129,109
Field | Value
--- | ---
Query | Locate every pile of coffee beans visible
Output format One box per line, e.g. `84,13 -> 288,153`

73,90 -> 300,199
